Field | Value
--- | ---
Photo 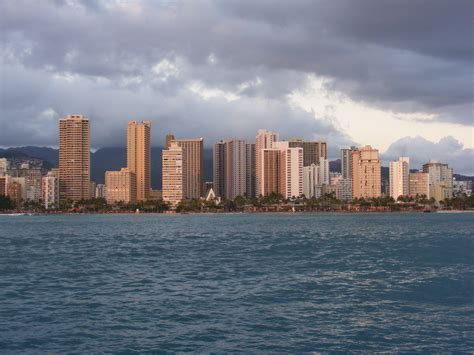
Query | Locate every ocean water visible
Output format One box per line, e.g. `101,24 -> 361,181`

0,213 -> 472,352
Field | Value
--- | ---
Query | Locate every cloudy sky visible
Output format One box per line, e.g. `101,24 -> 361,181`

1,0 -> 473,173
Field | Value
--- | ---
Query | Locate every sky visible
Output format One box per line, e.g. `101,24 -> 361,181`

0,0 -> 473,174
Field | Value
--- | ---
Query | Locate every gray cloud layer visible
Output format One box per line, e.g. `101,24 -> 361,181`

0,0 -> 473,171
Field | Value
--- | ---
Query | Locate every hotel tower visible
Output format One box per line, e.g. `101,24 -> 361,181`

127,120 -> 151,201
256,129 -> 279,197
59,114 -> 90,201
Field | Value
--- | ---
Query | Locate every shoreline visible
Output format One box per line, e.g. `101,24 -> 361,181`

1,209 -> 474,216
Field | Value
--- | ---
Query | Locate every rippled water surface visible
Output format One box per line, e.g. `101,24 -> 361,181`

0,213 -> 473,352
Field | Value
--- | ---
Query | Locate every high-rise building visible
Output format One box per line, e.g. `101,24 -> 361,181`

389,157 -> 410,199
422,160 -> 453,201
169,137 -> 204,199
42,170 -> 60,209
409,172 -> 429,198
213,140 -> 226,199
256,129 -> 279,197
0,158 -> 8,176
273,142 -> 303,199
7,163 -> 42,201
127,120 -> 151,201
0,176 -> 7,196
261,148 -> 281,196
59,114 -> 90,201
105,168 -> 137,204
7,177 -> 26,204
288,139 -> 327,166
245,143 -> 256,199
225,139 -> 247,199
341,146 -> 358,180
213,139 -> 247,200
95,184 -> 106,199
162,142 -> 186,206
303,164 -> 319,198
165,133 -> 174,149
352,146 -> 381,199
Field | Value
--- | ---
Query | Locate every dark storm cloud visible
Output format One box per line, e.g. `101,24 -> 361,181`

0,0 -> 472,169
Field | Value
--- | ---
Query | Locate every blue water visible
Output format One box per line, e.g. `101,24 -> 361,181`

0,213 -> 473,352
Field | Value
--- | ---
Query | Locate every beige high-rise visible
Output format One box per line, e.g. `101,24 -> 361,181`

168,136 -> 204,199
162,142 -> 186,206
261,148 -> 281,196
59,115 -> 90,201
105,168 -> 137,204
409,172 -> 429,198
127,120 -> 151,201
256,129 -> 279,197
352,146 -> 381,199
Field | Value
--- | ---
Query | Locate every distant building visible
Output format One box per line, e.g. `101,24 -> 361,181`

302,159 -> 330,198
7,164 -> 42,201
42,171 -> 60,209
273,142 -> 303,199
7,177 -> 26,205
245,143 -> 256,198
453,178 -> 472,197
149,189 -> 163,200
352,146 -> 381,199
338,178 -> 353,201
59,114 -> 90,201
168,136 -> 204,199
213,139 -> 248,200
213,140 -> 226,199
95,184 -> 106,199
90,181 -> 97,198
0,176 -> 7,196
261,148 -> 281,196
389,157 -> 410,200
0,158 -> 9,176
127,120 -> 151,201
422,160 -> 453,201
105,168 -> 137,204
409,172 -> 429,198
341,146 -> 358,180
303,164 -> 319,198
162,142 -> 186,206
256,129 -> 279,197
288,139 -> 327,166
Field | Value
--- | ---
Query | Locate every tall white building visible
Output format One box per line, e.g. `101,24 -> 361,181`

273,141 -> 303,199
162,142 -> 186,206
42,171 -> 60,209
389,157 -> 410,199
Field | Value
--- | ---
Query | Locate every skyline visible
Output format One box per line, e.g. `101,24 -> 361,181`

0,0 -> 473,175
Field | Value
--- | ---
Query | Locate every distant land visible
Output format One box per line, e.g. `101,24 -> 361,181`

1,146 -> 473,190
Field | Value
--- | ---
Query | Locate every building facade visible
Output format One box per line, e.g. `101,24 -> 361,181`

408,172 -> 429,198
59,115 -> 90,201
341,146 -> 358,180
352,145 -> 381,199
261,148 -> 281,196
422,160 -> 453,201
288,139 -> 327,166
168,136 -> 204,199
42,171 -> 60,209
245,143 -> 256,199
105,168 -> 137,204
256,129 -> 279,197
127,120 -> 151,201
389,157 -> 410,200
274,142 -> 303,199
162,142 -> 186,206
